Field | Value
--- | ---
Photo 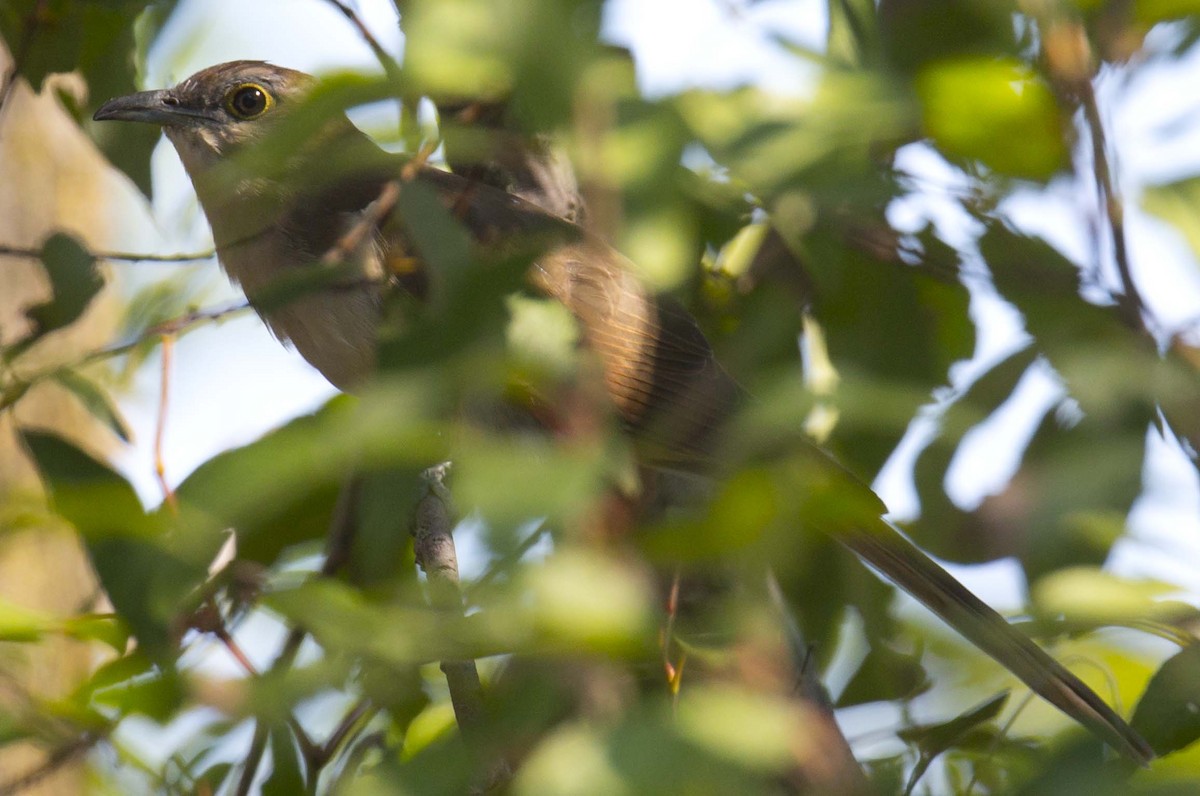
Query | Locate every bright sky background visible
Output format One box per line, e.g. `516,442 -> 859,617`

110,0 -> 1200,627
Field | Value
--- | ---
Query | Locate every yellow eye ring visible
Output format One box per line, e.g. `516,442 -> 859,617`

225,83 -> 273,120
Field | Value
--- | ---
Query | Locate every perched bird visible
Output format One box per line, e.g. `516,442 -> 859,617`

95,61 -> 1153,764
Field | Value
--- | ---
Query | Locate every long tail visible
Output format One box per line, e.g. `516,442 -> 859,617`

837,524 -> 1154,765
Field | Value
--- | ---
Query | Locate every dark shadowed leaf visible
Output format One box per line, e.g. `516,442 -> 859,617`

9,233 -> 104,359
21,430 -> 202,655
263,725 -> 308,796
1130,644 -> 1200,757
836,642 -> 931,707
898,692 -> 1009,790
169,387 -> 446,567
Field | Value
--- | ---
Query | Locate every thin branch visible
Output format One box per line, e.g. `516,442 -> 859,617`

0,243 -> 216,263
320,181 -> 402,268
0,302 -> 250,416
155,333 -> 178,513
233,722 -> 269,796
233,475 -> 361,795
1077,76 -> 1146,329
315,699 -> 378,766
0,731 -> 102,796
411,464 -> 511,787
322,0 -> 404,80
411,465 -> 485,729
215,627 -> 259,677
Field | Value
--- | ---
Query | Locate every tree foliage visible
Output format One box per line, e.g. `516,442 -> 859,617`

3,0 -> 1200,793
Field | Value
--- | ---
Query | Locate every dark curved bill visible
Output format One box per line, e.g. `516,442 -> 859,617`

93,90 -> 213,125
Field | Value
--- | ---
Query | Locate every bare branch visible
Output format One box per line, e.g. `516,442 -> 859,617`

322,0 -> 404,80
0,243 -> 216,264
155,333 -> 178,513
233,475 -> 361,795
1,302 -> 251,417
412,464 -> 511,787
1079,82 -> 1147,329
0,732 -> 102,796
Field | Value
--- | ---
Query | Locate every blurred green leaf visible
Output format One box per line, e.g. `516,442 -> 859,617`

1143,175 -> 1200,263
86,653 -> 184,722
452,433 -> 611,538
170,387 -> 447,567
1131,644 -> 1200,757
263,725 -> 308,796
21,430 -> 200,655
917,57 -> 1067,180
264,580 -> 502,666
522,550 -> 654,654
404,0 -> 603,128
836,642 -> 931,707
1032,568 -> 1193,627
349,468 -> 422,588
879,0 -> 1019,72
0,0 -> 166,195
676,685 -> 805,770
51,369 -> 132,442
0,597 -> 55,642
62,613 -> 130,653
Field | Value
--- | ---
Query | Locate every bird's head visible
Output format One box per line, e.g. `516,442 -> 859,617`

94,61 -> 315,178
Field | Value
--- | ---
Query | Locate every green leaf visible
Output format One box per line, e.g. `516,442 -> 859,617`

21,430 -> 199,656
50,369 -> 132,442
917,57 -> 1068,180
836,642 -> 931,707
263,725 -> 308,796
0,598 -> 55,642
349,467 -> 421,587
169,387 -> 446,567
85,652 -> 185,721
1142,175 -> 1200,264
63,613 -> 130,653
20,430 -> 149,540
1131,644 -> 1200,757
9,233 -> 104,359
898,692 -> 1010,790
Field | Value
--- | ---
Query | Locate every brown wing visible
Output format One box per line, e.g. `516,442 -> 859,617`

399,164 -> 742,466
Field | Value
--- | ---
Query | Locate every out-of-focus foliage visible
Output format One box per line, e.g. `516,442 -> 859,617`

4,0 -> 1200,793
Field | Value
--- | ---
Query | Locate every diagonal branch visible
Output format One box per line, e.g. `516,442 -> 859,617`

1078,81 -> 1147,329
322,0 -> 404,81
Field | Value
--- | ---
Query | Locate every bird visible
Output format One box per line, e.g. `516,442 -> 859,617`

94,61 -> 1154,764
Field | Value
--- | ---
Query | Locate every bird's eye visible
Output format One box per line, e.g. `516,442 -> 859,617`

225,83 -> 272,119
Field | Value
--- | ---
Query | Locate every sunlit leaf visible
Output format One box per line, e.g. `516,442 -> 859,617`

523,550 -> 654,653
917,57 -> 1068,180
1143,175 -> 1200,264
